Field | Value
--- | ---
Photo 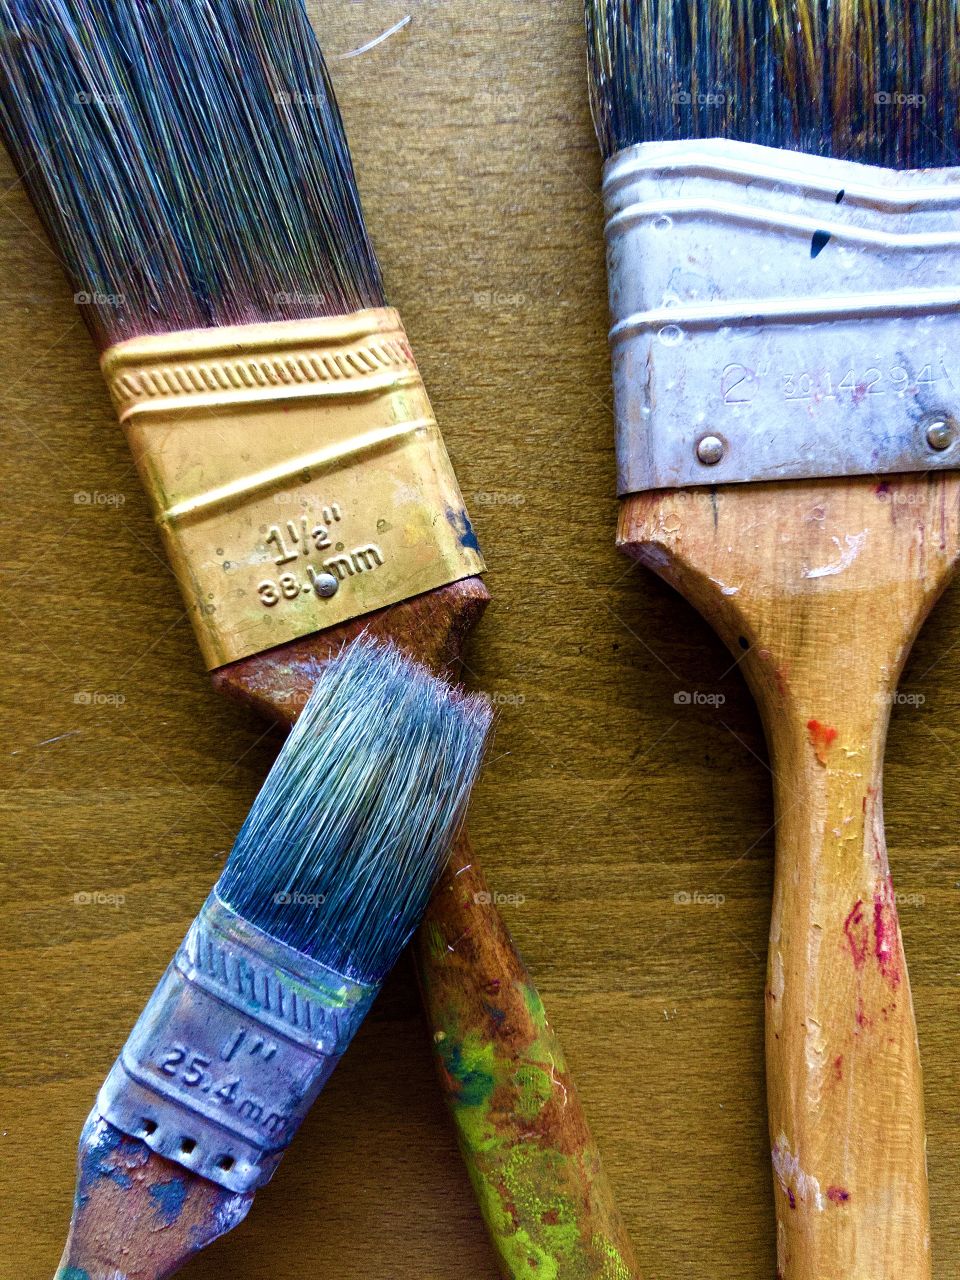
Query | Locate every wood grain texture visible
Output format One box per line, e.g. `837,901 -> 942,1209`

621,475 -> 960,1279
1,2 -> 959,1278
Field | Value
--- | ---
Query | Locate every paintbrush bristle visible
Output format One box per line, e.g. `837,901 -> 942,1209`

585,0 -> 960,169
0,0 -> 384,349
216,639 -> 491,984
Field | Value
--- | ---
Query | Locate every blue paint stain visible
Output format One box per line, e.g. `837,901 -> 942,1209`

79,1120 -> 132,1192
446,507 -> 481,556
149,1176 -> 188,1227
483,1000 -> 506,1025
56,1269 -> 91,1280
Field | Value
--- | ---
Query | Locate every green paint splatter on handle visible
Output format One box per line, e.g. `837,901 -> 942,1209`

514,1062 -> 554,1119
417,866 -> 639,1279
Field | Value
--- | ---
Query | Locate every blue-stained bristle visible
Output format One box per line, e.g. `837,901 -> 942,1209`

0,0 -> 385,348
216,640 -> 491,985
586,1 -> 960,169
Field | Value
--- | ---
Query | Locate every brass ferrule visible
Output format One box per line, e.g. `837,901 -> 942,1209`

101,307 -> 483,669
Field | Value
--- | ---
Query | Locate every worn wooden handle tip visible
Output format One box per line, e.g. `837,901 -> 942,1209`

57,1117 -> 252,1280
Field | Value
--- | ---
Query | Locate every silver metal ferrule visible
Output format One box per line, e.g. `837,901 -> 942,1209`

95,891 -> 377,1193
603,137 -> 960,494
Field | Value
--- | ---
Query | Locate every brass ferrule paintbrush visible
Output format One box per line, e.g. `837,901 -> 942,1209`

102,309 -> 476,670
0,1 -> 639,1275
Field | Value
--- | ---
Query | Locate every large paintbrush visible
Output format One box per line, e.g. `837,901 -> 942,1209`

0,1 -> 637,1276
586,2 -> 960,1277
56,637 -> 491,1276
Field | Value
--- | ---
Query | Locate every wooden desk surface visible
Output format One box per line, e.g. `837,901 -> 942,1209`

2,2 -> 959,1277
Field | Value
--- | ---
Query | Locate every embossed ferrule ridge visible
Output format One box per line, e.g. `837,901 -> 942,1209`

95,891 -> 377,1193
101,307 -> 483,669
603,138 -> 960,493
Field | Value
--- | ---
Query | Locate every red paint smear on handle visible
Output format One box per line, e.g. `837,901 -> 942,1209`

874,878 -> 902,989
844,900 -> 868,968
807,719 -> 838,765
827,1186 -> 851,1204
855,995 -> 871,1030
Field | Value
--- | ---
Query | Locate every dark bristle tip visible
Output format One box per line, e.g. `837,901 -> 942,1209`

586,1 -> 960,170
215,639 -> 492,985
0,0 -> 385,349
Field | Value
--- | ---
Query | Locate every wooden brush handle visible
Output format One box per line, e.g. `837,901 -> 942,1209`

416,836 -> 638,1279
215,580 -> 639,1280
620,475 -> 960,1280
56,1118 -> 252,1280
762,668 -> 926,1277
56,582 -> 635,1278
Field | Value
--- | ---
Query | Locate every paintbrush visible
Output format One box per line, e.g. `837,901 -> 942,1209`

0,2 -> 638,1276
56,636 -> 491,1277
585,2 -> 960,1277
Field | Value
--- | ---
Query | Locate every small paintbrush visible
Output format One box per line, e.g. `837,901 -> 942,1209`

0,2 -> 638,1276
586,3 -> 960,1277
57,636 -> 491,1278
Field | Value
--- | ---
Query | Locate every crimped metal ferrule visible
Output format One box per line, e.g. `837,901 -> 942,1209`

604,138 -> 960,494
101,307 -> 483,669
95,892 -> 377,1192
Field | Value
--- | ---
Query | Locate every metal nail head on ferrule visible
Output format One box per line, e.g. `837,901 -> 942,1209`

603,138 -> 960,495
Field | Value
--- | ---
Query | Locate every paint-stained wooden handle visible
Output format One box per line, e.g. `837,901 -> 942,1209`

58,583 -> 635,1278
620,474 -> 960,1280
56,1117 -> 252,1280
217,579 -> 639,1279
416,837 -> 639,1280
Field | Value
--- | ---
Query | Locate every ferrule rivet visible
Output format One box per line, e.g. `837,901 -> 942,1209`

696,435 -> 725,466
314,573 -> 339,598
924,414 -> 958,452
